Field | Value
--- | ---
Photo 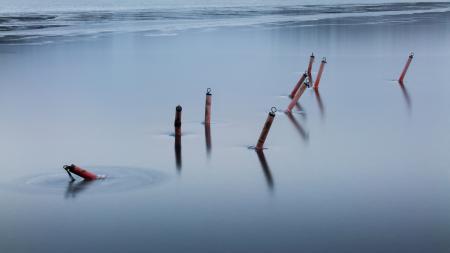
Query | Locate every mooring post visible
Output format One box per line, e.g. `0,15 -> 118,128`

204,88 -> 212,125
287,81 -> 308,113
290,72 -> 308,98
313,57 -> 327,90
307,53 -> 315,85
399,52 -> 414,84
255,107 -> 277,150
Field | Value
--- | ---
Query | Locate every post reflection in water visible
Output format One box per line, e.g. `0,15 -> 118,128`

255,150 -> 274,191
314,90 -> 325,119
399,83 -> 412,112
295,102 -> 307,120
174,132 -> 182,172
204,123 -> 212,158
285,112 -> 309,142
65,180 -> 94,199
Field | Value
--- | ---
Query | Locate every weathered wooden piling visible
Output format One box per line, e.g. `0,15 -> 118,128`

174,105 -> 182,170
399,52 -> 414,83
313,57 -> 327,90
287,81 -> 308,113
290,72 -> 308,98
255,107 -> 277,150
307,53 -> 315,85
174,105 -> 182,136
204,88 -> 212,124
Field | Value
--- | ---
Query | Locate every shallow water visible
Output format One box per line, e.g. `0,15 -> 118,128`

1,7 -> 450,253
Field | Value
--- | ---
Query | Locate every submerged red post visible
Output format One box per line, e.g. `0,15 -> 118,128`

255,107 -> 277,150
204,88 -> 212,124
313,57 -> 327,90
64,164 -> 98,181
290,72 -> 308,98
399,52 -> 414,83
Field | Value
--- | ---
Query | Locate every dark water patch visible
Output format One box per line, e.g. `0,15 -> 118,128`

0,14 -> 57,23
0,24 -> 67,31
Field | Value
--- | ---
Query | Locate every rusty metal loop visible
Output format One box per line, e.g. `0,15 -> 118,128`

271,107 -> 277,114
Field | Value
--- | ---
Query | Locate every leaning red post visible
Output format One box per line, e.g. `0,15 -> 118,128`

290,72 -> 308,98
255,107 -> 277,150
399,52 -> 414,83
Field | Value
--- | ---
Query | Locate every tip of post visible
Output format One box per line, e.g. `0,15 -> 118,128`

206,88 -> 212,95
176,105 -> 182,112
63,164 -> 74,170
270,107 -> 277,116
322,57 -> 327,63
311,53 -> 315,57
409,52 -> 414,58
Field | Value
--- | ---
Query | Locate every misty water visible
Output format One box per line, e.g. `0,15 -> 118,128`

1,2 -> 450,253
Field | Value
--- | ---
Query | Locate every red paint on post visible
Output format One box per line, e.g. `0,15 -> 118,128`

399,52 -> 414,83
64,164 -> 98,180
313,57 -> 327,90
204,88 -> 212,124
286,82 -> 307,113
255,108 -> 277,150
290,72 -> 308,98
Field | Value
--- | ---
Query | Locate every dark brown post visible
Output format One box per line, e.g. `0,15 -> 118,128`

174,105 -> 182,171
307,53 -> 315,85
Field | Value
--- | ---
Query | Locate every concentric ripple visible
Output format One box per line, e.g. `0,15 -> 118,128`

8,166 -> 168,196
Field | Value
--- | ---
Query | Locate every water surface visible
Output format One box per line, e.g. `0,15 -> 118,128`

1,3 -> 450,253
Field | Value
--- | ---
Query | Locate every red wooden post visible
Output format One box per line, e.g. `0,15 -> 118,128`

287,82 -> 307,113
399,52 -> 414,83
289,72 -> 308,98
255,108 -> 277,150
313,57 -> 327,90
204,88 -> 212,124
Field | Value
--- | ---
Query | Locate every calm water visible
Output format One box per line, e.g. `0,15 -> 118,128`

1,3 -> 450,253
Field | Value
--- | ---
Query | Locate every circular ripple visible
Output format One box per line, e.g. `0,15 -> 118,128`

9,166 -> 167,196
